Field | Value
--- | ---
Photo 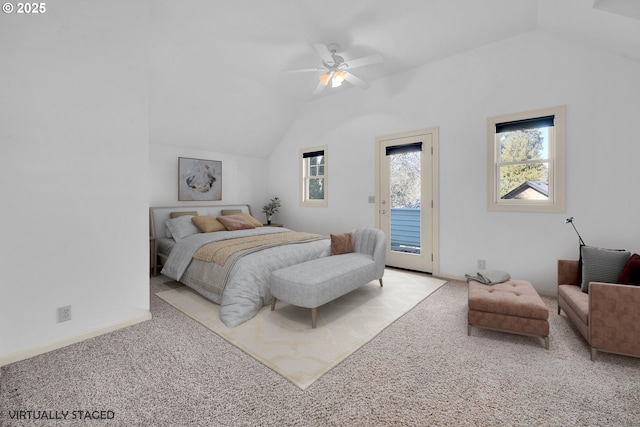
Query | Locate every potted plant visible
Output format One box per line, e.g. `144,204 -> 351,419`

262,197 -> 281,225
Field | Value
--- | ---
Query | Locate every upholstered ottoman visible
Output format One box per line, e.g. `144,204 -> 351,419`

468,280 -> 550,349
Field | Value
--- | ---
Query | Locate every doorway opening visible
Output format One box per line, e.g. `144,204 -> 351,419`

375,128 -> 439,274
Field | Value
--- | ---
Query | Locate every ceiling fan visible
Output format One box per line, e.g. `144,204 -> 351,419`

289,43 -> 383,94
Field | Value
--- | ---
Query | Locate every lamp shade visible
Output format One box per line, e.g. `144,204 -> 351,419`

319,72 -> 331,86
332,70 -> 346,87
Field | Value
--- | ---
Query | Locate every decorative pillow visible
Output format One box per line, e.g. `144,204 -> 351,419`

580,246 -> 631,293
167,211 -> 198,236
219,210 -> 263,226
236,213 -> 263,227
165,215 -> 200,241
216,214 -> 256,231
617,253 -> 640,286
331,232 -> 354,255
191,216 -> 226,233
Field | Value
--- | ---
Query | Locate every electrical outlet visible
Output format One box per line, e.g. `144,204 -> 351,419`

368,196 -> 375,203
477,259 -> 486,270
57,306 -> 71,323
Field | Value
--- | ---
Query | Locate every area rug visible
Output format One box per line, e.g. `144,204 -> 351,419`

156,268 -> 445,389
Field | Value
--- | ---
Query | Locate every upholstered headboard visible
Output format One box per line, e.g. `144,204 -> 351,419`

149,204 -> 253,239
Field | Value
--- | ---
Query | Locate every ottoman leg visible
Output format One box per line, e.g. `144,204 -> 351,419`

311,307 -> 317,329
271,297 -> 277,311
544,336 -> 549,350
467,324 -> 472,336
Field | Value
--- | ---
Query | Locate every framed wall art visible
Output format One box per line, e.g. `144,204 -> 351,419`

178,157 -> 222,201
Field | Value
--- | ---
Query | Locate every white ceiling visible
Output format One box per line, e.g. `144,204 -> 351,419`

149,0 -> 640,158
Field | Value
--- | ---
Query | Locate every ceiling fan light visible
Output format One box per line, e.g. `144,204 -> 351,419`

319,72 -> 331,86
331,70 -> 346,87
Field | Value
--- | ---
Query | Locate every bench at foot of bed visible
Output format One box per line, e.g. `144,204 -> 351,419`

269,228 -> 386,328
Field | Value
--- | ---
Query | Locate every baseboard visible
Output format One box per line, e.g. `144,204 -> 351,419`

0,312 -> 152,367
435,272 -> 466,282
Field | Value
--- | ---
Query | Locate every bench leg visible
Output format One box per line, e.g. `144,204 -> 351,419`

271,297 -> 277,311
379,278 -> 383,287
311,307 -> 317,329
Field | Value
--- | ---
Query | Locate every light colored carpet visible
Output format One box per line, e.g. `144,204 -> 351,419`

156,268 -> 446,389
4,275 -> 640,426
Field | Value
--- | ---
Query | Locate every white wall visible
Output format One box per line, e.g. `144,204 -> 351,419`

268,30 -> 640,295
149,143 -> 270,219
0,1 -> 150,361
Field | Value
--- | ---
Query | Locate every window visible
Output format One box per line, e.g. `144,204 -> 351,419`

300,145 -> 328,207
487,105 -> 566,212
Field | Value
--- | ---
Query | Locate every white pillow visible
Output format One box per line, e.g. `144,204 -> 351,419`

165,215 -> 199,241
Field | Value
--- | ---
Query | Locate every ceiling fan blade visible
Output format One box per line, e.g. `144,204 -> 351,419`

344,72 -> 371,90
312,43 -> 334,63
313,80 -> 326,94
345,54 -> 383,70
285,67 -> 324,73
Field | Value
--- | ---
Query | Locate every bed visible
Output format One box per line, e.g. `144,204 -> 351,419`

150,204 -> 331,327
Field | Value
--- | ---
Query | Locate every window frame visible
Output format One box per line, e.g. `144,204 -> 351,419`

487,105 -> 566,213
300,145 -> 328,207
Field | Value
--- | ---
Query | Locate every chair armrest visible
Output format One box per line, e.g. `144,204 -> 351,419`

558,259 -> 580,286
589,282 -> 640,357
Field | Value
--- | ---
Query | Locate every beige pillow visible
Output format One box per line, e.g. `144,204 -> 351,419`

217,214 -> 256,231
191,216 -> 226,233
220,209 -> 242,216
331,232 -> 354,255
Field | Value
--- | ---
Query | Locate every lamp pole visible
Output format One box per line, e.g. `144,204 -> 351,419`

565,217 -> 586,246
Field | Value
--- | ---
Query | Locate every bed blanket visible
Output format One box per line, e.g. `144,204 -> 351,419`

190,231 -> 324,296
193,231 -> 323,265
161,227 -> 293,281
161,227 -> 331,327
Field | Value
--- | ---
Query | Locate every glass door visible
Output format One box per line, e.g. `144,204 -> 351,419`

377,130 -> 436,273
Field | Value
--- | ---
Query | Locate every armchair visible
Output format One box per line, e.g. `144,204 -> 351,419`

558,259 -> 640,361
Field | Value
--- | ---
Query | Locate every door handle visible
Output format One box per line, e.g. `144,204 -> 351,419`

379,210 -> 387,214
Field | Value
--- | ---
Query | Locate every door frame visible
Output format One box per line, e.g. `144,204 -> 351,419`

375,127 -> 439,275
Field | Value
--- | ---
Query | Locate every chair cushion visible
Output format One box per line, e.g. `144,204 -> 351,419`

581,246 -> 630,293
617,253 -> 640,286
558,284 -> 589,326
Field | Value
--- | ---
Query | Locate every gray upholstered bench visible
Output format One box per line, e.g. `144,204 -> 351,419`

270,228 -> 386,328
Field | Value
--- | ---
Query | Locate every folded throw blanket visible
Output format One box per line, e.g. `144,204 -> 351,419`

465,270 -> 511,285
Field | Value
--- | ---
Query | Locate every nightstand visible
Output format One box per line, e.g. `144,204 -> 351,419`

150,236 -> 157,276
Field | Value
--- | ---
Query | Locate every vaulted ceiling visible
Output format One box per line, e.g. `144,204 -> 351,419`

149,0 -> 640,158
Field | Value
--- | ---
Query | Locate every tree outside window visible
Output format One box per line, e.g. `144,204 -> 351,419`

307,155 -> 325,200
498,128 -> 549,199
300,146 -> 328,207
487,106 -> 566,213
390,151 -> 421,208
